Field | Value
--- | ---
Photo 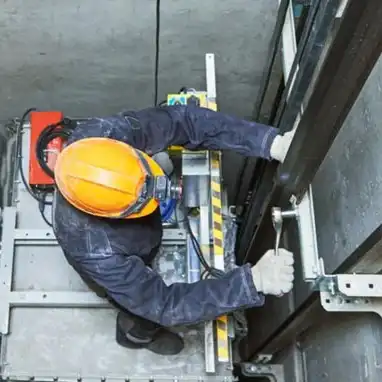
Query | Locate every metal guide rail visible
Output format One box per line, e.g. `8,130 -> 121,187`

166,53 -> 231,373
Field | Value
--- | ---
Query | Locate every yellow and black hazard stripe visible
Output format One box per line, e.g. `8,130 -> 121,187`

210,150 -> 229,363
211,154 -> 224,257
216,315 -> 229,361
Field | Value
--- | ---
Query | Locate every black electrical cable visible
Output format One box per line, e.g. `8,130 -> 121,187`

38,191 -> 53,227
35,118 -> 75,179
174,204 -> 222,278
154,0 -> 160,106
184,213 -> 226,279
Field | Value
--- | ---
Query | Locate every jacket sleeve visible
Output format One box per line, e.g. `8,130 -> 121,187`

78,251 -> 264,327
68,105 -> 279,160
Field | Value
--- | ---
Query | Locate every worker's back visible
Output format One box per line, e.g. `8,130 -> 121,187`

53,190 -> 163,266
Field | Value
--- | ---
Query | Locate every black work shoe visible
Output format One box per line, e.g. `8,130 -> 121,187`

116,312 -> 184,355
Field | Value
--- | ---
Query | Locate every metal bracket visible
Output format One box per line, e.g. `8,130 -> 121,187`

252,354 -> 273,364
271,185 -> 382,317
240,362 -> 285,382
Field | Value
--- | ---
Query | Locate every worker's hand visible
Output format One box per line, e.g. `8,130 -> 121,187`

251,249 -> 294,297
270,130 -> 295,163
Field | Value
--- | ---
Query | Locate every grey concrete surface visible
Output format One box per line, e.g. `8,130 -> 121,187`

300,314 -> 382,382
275,344 -> 305,382
273,313 -> 382,382
0,0 -> 277,119
312,56 -> 382,279
0,0 -> 279,201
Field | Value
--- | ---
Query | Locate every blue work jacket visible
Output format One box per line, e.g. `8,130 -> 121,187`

53,105 -> 279,327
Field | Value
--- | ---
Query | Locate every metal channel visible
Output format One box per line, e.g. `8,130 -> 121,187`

320,292 -> 382,318
278,0 -> 382,200
14,228 -> 187,245
182,152 -> 210,176
203,53 -> 217,374
200,184 -> 215,373
8,291 -> 109,307
0,208 -> 17,334
206,53 -> 230,366
0,375 -> 235,382
273,0 -> 322,128
205,53 -> 217,100
294,187 -> 320,282
336,274 -> 382,297
210,151 -> 229,365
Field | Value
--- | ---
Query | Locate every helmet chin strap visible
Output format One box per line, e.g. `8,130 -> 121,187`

118,149 -> 180,218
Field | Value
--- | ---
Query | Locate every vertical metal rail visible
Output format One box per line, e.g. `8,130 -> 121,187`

200,177 -> 215,373
234,0 -> 292,212
203,53 -> 218,374
238,0 -> 343,264
0,208 -> 17,334
205,53 -> 230,366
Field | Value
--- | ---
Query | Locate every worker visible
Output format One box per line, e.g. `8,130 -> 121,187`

52,105 -> 295,356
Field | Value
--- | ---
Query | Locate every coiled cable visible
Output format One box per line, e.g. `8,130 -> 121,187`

35,118 -> 76,179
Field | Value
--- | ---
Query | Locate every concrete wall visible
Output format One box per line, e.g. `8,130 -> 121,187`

0,0 -> 279,200
275,314 -> 382,382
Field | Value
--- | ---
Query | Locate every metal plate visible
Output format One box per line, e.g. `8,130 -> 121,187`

320,291 -> 382,318
336,274 -> 382,297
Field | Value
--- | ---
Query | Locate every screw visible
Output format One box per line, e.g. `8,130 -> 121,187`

329,280 -> 336,295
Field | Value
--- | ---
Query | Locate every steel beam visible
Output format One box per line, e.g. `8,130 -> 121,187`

278,0 -> 382,200
14,228 -> 187,245
8,291 -> 109,307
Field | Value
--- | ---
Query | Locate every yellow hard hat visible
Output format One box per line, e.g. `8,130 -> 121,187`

54,137 -> 167,219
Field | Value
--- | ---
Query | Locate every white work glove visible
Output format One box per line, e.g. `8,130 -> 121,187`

270,130 -> 295,163
251,249 -> 294,297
